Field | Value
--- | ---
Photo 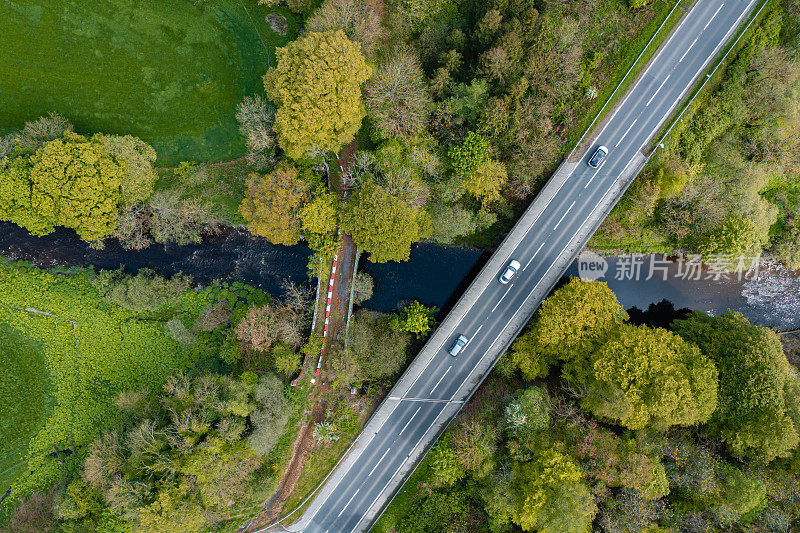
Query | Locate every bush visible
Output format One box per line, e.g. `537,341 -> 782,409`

94,268 -> 191,314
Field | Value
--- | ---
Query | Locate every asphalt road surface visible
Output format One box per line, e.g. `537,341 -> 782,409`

289,1 -> 759,531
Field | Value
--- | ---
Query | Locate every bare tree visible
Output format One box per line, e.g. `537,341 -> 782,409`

365,46 -> 432,139
236,95 -> 276,170
306,0 -> 384,55
16,112 -> 73,153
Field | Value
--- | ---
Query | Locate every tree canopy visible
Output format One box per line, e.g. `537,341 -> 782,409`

583,324 -> 718,430
264,30 -> 372,158
0,131 -> 124,241
672,310 -> 800,461
238,164 -> 311,246
340,180 -> 432,263
510,279 -> 628,380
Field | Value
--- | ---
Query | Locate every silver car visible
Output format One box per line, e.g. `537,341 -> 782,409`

499,259 -> 521,284
449,334 -> 469,357
588,145 -> 609,168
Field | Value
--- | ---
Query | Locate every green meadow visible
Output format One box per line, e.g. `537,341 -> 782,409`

0,0 -> 297,165
0,324 -> 55,493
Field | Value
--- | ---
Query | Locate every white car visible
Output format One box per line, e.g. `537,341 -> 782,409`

588,145 -> 609,168
499,260 -> 521,284
449,335 -> 469,357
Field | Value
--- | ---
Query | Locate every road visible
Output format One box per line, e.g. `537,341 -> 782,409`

279,1 -> 759,531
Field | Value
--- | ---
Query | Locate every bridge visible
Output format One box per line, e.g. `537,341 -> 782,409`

268,1 -> 761,530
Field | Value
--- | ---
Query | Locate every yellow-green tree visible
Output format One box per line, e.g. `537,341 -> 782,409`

463,159 -> 507,205
340,180 -> 431,263
239,164 -> 311,245
264,31 -> 372,159
0,132 -> 125,241
511,278 -> 628,381
584,324 -> 718,430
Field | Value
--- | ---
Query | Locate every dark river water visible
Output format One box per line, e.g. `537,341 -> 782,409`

1,222 -> 798,331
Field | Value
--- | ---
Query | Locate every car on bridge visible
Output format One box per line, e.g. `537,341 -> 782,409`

448,335 -> 469,357
588,145 -> 609,168
499,259 -> 521,284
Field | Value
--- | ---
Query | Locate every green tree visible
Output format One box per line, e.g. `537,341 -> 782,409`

264,31 -> 372,158
448,131 -> 491,176
97,134 -> 157,205
583,324 -> 718,430
428,204 -> 478,244
673,310 -> 800,461
300,191 -> 339,235
0,132 -> 125,241
390,300 -> 438,338
511,449 -> 597,533
239,164 -> 311,245
340,180 -> 432,263
510,279 -> 628,380
429,436 -> 465,486
506,386 -> 551,437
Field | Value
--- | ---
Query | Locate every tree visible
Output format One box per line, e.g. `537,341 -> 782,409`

351,271 -> 374,305
264,31 -> 372,158
673,310 -> 800,461
448,131 -> 491,176
306,0 -> 383,55
462,159 -> 507,206
15,112 -> 74,153
365,46 -> 431,139
340,180 -> 432,263
583,324 -> 718,430
510,279 -> 628,381
390,300 -> 438,338
429,437 -> 465,486
2,132 -> 125,241
329,311 -> 411,387
235,95 -> 276,171
300,191 -> 339,235
97,134 -> 157,205
505,386 -> 551,437
270,342 -> 302,379
428,204 -> 480,244
511,449 -> 597,533
239,164 -> 311,246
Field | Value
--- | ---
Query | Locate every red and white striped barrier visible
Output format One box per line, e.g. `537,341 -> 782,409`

316,254 -> 338,375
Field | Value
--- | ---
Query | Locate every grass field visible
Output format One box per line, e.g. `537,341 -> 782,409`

0,0 -> 297,165
0,325 -> 55,493
0,262 -> 187,515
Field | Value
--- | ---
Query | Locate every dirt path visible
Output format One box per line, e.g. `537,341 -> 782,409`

244,401 -> 326,531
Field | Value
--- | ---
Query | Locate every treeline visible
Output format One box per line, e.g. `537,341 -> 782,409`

381,278 -> 800,532
595,0 -> 800,267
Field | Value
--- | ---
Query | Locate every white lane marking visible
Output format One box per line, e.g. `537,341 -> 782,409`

615,118 -> 638,148
368,448 -> 391,477
491,288 -> 512,313
678,36 -> 699,63
388,396 -> 461,403
584,166 -> 602,188
398,407 -> 422,436
430,366 -> 452,394
553,201 -> 576,231
372,398 -> 401,436
704,3 -> 724,30
474,324 -> 484,337
337,488 -> 360,518
646,74 -> 670,107
524,242 -> 546,272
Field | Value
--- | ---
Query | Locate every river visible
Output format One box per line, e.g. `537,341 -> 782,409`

1,222 -> 797,331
